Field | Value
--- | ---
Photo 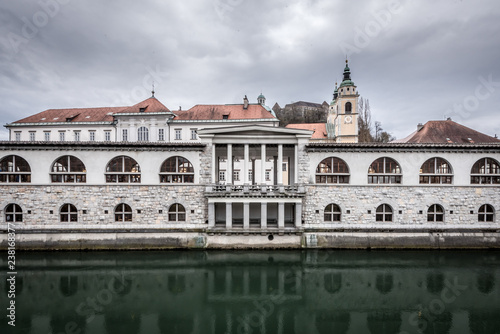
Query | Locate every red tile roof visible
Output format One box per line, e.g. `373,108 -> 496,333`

393,120 -> 500,143
286,123 -> 327,139
174,104 -> 277,120
118,97 -> 171,114
13,106 -> 126,124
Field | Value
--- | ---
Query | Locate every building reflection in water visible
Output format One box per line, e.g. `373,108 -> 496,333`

2,250 -> 499,334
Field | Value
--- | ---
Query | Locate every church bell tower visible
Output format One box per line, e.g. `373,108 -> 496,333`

327,60 -> 359,143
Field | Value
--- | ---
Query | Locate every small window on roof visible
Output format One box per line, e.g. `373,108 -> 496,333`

223,115 -> 229,120
139,107 -> 146,112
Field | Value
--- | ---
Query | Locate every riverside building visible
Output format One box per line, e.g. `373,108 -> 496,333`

1,63 -> 499,249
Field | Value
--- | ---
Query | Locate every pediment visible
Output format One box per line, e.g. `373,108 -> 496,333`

198,125 -> 313,138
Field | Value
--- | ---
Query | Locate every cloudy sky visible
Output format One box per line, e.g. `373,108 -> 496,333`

1,0 -> 499,140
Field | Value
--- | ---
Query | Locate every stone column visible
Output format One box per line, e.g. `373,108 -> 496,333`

278,202 -> 285,228
278,144 -> 283,185
260,144 -> 266,184
208,202 -> 215,227
226,202 -> 232,229
295,202 -> 302,227
212,144 -> 216,184
243,202 -> 249,229
261,202 -> 267,229
227,144 -> 233,185
244,144 -> 249,184
294,144 -> 298,184
251,158 -> 256,185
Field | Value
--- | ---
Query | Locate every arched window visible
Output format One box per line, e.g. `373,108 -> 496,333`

324,204 -> 341,222
168,204 -> 185,222
115,203 -> 132,222
105,156 -> 141,183
60,204 -> 78,222
419,157 -> 453,184
137,127 -> 149,142
368,157 -> 402,184
51,155 -> 86,183
471,158 -> 500,184
427,204 -> 444,222
160,156 -> 194,183
0,155 -> 31,183
316,157 -> 349,184
5,204 -> 23,222
345,102 -> 352,114
376,204 -> 393,222
478,204 -> 495,222
324,273 -> 342,294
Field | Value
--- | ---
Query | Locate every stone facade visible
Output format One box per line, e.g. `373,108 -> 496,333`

1,129 -> 500,250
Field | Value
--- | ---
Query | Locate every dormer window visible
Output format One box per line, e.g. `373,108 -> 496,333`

223,115 -> 229,120
139,107 -> 146,112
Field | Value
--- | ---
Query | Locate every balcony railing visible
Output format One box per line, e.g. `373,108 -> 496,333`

206,184 -> 305,195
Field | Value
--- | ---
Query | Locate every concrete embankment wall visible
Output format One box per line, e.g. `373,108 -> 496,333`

1,231 -> 499,250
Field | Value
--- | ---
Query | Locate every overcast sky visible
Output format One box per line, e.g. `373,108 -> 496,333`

1,0 -> 499,140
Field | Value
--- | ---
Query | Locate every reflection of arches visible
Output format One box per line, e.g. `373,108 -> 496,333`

51,315 -> 86,334
324,273 -> 342,294
469,311 -> 500,334
376,274 -> 393,294
168,274 -> 186,294
60,276 -> 78,297
421,311 -> 452,334
315,311 -> 350,334
105,313 -> 141,334
367,311 -> 401,334
476,271 -> 495,294
158,315 -> 193,334
426,272 -> 444,294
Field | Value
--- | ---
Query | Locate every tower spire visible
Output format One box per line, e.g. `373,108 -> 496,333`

151,81 -> 155,97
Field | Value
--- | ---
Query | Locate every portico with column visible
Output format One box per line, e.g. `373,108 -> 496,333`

199,125 -> 312,232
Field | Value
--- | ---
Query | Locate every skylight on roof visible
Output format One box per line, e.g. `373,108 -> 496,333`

41,118 -> 46,120
53,117 -> 59,120
86,116 -> 91,119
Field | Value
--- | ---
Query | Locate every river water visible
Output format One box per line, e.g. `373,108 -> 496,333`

3,250 -> 499,334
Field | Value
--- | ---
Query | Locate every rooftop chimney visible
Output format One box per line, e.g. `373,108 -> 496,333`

243,95 -> 249,110
446,117 -> 452,121
417,123 -> 424,131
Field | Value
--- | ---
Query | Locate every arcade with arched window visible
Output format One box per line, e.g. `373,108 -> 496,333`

0,155 -> 31,183
105,156 -> 141,183
368,158 -> 402,184
419,157 -> 453,184
160,156 -> 194,183
316,157 -> 349,184
471,158 -> 500,184
51,155 -> 86,183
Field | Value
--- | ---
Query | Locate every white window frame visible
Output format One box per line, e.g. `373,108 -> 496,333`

122,129 -> 128,142
175,129 -> 182,140
137,127 -> 149,142
44,131 -> 51,141
29,132 -> 36,141
191,129 -> 197,140
15,132 -> 21,141
158,128 -> 165,141
104,131 -> 111,142
74,131 -> 80,142
89,131 -> 96,141
219,170 -> 226,182
59,131 -> 65,142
